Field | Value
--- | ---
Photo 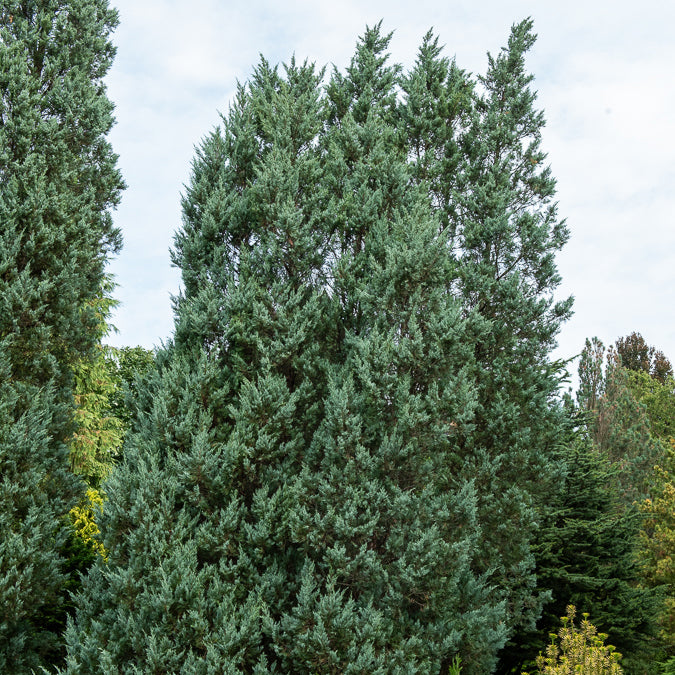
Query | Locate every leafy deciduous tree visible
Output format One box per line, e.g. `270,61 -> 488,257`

615,332 -> 673,384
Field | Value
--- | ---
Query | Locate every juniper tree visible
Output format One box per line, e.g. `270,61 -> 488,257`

0,0 -> 123,389
398,29 -> 473,244
302,25 -> 503,672
400,19 -> 572,652
64,21 -> 573,675
62,27 -> 514,675
0,1 -> 123,671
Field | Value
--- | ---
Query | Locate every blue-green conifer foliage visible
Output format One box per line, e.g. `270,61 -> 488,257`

64,21 -> 570,674
0,0 -> 123,671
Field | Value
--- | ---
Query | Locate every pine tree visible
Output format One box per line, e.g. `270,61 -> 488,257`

0,1 -> 123,671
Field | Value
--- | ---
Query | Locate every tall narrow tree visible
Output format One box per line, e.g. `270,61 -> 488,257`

0,1 -> 124,671
63,26 -> 523,674
401,19 -> 572,649
64,21 -> 573,674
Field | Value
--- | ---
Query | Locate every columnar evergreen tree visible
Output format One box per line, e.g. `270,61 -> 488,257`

64,22 -> 572,674
577,337 -> 606,413
454,20 -> 572,641
397,29 -> 473,242
0,0 -> 123,388
401,18 -> 572,649
0,1 -> 123,671
0,358 -> 83,672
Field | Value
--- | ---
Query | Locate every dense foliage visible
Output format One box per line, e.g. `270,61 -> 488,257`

616,332 -> 673,384
2,3 -> 673,672
60,19 -> 573,675
504,436 -> 661,673
0,0 -> 123,671
528,606 -> 623,675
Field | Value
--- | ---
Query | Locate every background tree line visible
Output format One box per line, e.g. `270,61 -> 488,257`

1,1 -> 674,673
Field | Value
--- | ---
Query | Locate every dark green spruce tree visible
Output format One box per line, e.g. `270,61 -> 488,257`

401,19 -> 573,661
498,427 -> 661,674
0,1 -> 124,671
62,27 -> 521,674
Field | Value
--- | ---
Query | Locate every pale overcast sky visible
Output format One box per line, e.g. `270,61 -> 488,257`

104,0 -> 675,376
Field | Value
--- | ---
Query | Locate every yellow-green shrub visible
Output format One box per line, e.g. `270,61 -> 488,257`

525,605 -> 622,674
69,488 -> 107,561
